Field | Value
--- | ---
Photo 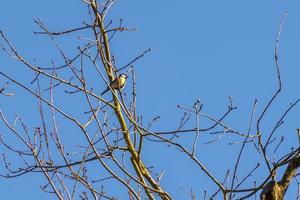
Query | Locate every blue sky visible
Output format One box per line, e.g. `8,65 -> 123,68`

1,1 -> 300,199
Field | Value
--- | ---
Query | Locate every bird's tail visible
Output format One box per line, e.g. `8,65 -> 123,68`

100,88 -> 109,95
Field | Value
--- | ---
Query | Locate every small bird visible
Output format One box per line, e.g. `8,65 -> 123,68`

101,73 -> 127,95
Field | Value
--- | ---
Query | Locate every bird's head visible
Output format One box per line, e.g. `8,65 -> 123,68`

119,74 -> 127,79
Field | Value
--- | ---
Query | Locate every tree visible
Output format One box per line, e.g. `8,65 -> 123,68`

0,1 -> 299,200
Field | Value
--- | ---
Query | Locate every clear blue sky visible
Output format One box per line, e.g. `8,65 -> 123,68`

1,1 -> 300,199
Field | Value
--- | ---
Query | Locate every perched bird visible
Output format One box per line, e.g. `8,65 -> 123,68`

101,74 -> 127,95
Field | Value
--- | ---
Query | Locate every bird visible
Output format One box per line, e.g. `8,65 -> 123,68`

101,73 -> 127,95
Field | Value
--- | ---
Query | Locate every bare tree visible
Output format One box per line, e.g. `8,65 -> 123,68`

0,1 -> 299,200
